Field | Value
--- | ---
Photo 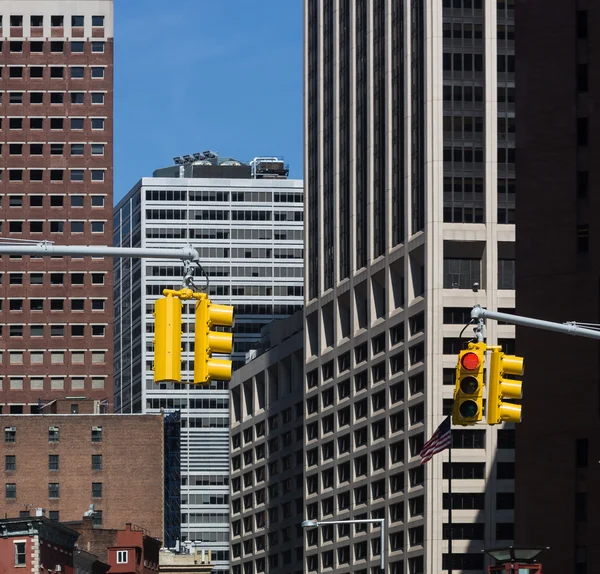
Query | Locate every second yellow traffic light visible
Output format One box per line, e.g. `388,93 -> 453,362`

153,293 -> 182,383
487,347 -> 523,424
452,342 -> 486,426
194,293 -> 234,385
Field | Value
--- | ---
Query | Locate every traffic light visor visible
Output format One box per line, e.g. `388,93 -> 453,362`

502,355 -> 524,376
209,304 -> 234,327
461,352 -> 480,370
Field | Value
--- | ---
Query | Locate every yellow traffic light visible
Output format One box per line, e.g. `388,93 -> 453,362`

153,293 -> 182,383
452,342 -> 486,426
487,347 -> 523,424
194,293 -> 234,385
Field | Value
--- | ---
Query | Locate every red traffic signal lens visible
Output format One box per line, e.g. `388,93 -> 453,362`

460,351 -> 480,371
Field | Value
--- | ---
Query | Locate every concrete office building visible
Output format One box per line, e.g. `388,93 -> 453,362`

113,155 -> 303,573
304,1 -> 516,573
0,0 -> 114,412
514,3 -> 599,574
230,311 -> 305,574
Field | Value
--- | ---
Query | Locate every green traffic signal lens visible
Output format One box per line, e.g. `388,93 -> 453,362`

460,376 -> 479,394
459,399 -> 479,418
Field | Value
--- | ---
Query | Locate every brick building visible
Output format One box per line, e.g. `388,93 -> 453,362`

0,0 -> 115,412
0,515 -> 80,574
71,518 -> 161,574
0,412 -> 165,539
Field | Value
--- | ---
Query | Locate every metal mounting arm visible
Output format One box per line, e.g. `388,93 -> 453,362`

0,241 -> 200,262
471,305 -> 600,341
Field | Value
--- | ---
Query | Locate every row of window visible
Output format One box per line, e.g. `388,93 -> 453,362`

6,452 -> 102,470
5,481 -> 102,499
444,258 -> 515,289
1,375 -> 106,396
2,15 -> 105,27
1,91 -> 105,105
0,324 -> 107,337
0,66 -> 106,79
5,426 -> 103,443
2,40 -> 106,53
0,298 -> 106,312
146,209 -> 301,222
145,189 -> 303,203
1,349 -> 106,364
5,219 -> 106,233
0,117 -> 106,131
1,272 -> 106,285
1,193 -> 105,207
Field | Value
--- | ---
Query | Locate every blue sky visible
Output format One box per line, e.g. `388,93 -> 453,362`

114,1 -> 303,203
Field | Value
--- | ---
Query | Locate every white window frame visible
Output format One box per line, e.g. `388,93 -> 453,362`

14,540 -> 26,566
116,550 -> 128,564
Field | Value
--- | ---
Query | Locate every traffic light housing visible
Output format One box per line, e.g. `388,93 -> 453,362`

487,347 -> 523,424
194,293 -> 234,385
452,342 -> 486,426
153,293 -> 182,383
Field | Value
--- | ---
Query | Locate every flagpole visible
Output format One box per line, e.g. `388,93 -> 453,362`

448,431 -> 453,574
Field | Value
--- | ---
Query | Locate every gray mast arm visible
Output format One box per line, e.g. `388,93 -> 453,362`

0,241 -> 200,262
471,304 -> 600,341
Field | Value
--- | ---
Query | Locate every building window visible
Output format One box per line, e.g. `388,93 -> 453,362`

91,67 -> 105,79
49,511 -> 59,521
91,118 -> 104,130
93,510 -> 103,527
48,483 -> 59,499
49,455 -> 59,471
71,170 -> 84,182
117,551 -> 128,564
5,427 -> 16,443
14,541 -> 26,565
92,93 -> 105,104
92,454 -> 103,470
92,427 -> 103,442
444,258 -> 481,289
5,456 -> 16,471
92,482 -> 103,498
48,426 -> 59,442
71,67 -> 84,78
72,15 -> 84,26
71,144 -> 84,156
71,118 -> 84,130
91,171 -> 105,183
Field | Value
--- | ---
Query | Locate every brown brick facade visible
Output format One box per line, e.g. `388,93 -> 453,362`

0,5 -> 114,411
0,414 -> 163,540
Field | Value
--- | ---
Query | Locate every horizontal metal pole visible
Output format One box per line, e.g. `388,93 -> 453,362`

471,305 -> 600,341
0,242 -> 200,262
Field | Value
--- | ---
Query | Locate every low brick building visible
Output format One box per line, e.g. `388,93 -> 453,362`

71,518 -> 161,574
0,411 -> 166,539
0,515 -> 80,573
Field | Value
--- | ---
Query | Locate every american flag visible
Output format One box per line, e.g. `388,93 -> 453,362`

419,416 -> 452,465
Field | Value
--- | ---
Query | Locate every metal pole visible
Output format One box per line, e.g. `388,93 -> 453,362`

0,242 -> 200,262
379,518 -> 385,571
471,305 -> 600,341
448,440 -> 453,574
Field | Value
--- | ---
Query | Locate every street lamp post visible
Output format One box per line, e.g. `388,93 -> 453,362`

301,518 -> 386,571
